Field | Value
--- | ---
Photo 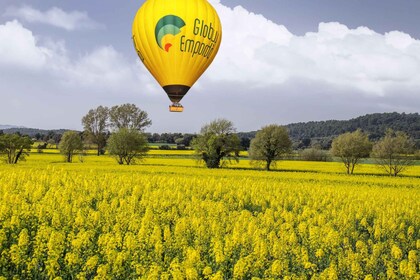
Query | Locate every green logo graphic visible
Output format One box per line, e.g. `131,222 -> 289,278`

155,15 -> 186,52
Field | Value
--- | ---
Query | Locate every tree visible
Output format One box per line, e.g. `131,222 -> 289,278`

0,134 -> 33,164
47,139 -> 56,149
59,131 -> 83,163
300,147 -> 331,162
331,129 -> 372,174
371,129 -> 416,176
107,128 -> 149,165
109,104 -> 152,131
82,105 -> 109,156
248,125 -> 292,171
191,119 -> 241,168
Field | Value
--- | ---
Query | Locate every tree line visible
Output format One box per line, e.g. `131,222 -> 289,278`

289,112 -> 420,143
1,106 -> 418,176
191,119 -> 417,176
2,111 -> 419,150
239,112 -> 420,150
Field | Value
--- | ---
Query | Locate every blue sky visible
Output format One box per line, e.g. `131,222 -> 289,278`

1,0 -> 419,132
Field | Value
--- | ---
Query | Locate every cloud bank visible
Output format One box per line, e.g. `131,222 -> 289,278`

208,3 -> 420,96
0,3 -> 419,131
0,20 -> 148,90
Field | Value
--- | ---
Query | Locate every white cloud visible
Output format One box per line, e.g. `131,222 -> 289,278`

1,2 -> 420,131
207,3 -> 420,95
4,5 -> 103,31
385,31 -> 415,50
0,19 -> 155,129
0,20 -> 151,94
0,20 -> 48,69
3,4 -> 419,98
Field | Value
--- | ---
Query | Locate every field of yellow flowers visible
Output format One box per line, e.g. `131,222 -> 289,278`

0,153 -> 419,279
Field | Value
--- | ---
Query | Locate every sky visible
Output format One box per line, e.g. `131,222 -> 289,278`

1,0 -> 420,133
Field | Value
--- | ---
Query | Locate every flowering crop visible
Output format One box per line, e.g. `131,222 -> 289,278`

0,156 -> 419,279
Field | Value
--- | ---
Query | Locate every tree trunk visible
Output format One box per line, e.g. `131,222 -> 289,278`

206,157 -> 221,168
266,160 -> 271,171
14,148 -> 23,164
7,150 -> 13,164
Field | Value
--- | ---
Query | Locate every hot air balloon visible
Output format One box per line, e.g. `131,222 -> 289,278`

132,0 -> 222,112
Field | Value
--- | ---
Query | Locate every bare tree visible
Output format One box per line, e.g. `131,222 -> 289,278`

109,104 -> 152,131
82,106 -> 109,156
331,129 -> 372,174
371,129 -> 416,176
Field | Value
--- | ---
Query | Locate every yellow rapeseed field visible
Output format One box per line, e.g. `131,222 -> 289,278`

0,153 -> 419,279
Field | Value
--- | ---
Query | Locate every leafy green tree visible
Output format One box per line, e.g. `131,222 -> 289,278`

82,105 -> 109,156
371,129 -> 416,176
192,119 -> 241,169
331,129 -> 372,174
249,125 -> 292,171
59,131 -> 83,163
107,128 -> 149,165
109,103 -> 152,131
0,134 -> 33,164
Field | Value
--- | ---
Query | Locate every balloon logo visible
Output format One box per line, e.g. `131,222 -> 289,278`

132,0 -> 222,112
155,15 -> 186,52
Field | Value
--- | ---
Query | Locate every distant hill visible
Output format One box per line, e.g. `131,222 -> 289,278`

238,112 -> 420,149
0,125 -> 25,130
287,112 -> 420,140
1,127 -> 69,138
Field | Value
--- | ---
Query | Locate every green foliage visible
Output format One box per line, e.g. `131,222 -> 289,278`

59,131 -> 83,163
0,133 -> 33,164
191,119 -> 241,168
107,128 -> 149,165
331,129 -> 372,174
240,112 -> 420,150
371,129 -> 416,176
109,103 -> 152,131
287,112 -> 420,144
1,128 -> 67,139
300,147 -> 331,162
249,125 -> 292,170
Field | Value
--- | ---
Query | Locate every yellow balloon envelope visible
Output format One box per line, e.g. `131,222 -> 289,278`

132,0 -> 222,112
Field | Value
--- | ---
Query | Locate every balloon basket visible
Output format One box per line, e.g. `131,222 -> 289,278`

169,103 -> 184,112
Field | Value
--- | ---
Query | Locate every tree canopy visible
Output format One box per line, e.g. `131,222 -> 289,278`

82,105 -> 109,156
371,129 -> 416,176
331,130 -> 372,174
249,125 -> 292,171
59,131 -> 83,163
107,128 -> 149,165
0,134 -> 33,164
192,119 -> 241,168
109,104 -> 152,131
